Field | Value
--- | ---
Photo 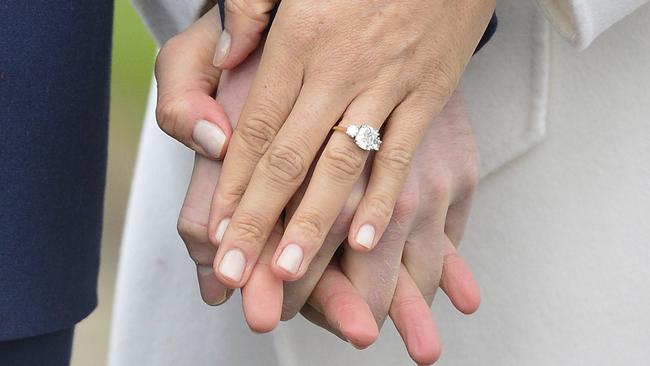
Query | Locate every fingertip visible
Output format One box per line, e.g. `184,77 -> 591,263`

193,120 -> 228,159
457,285 -> 481,315
246,313 -> 280,334
192,95 -> 234,159
335,301 -> 379,349
402,315 -> 441,365
405,318 -> 441,365
242,264 -> 283,333
441,253 -> 481,315
212,29 -> 232,68
214,28 -> 265,70
270,264 -> 305,282
272,243 -> 307,281
348,224 -> 378,252
213,248 -> 248,288
164,92 -> 232,160
410,339 -> 441,366
341,321 -> 379,350
196,265 -> 229,306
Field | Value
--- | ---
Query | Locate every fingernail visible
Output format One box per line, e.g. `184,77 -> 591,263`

196,265 -> 228,306
355,224 -> 375,249
193,120 -> 225,158
218,249 -> 246,282
276,244 -> 303,274
210,288 -> 229,306
213,30 -> 231,67
215,218 -> 230,243
213,292 -> 228,306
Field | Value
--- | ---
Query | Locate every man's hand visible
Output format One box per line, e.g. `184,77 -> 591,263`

274,91 -> 481,364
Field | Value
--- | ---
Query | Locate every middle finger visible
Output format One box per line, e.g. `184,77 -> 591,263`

212,83 -> 349,287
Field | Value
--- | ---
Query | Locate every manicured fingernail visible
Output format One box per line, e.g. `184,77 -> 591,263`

193,120 -> 225,158
218,249 -> 245,282
276,244 -> 303,274
215,218 -> 230,243
356,224 -> 375,249
213,30 -> 231,67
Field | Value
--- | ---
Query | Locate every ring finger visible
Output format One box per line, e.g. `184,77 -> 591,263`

270,90 -> 403,281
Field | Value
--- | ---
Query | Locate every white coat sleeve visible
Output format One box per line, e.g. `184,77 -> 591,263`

130,0 -> 210,46
536,0 -> 650,49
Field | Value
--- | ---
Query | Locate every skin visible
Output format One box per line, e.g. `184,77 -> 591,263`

206,0 -> 496,288
157,5 -> 483,364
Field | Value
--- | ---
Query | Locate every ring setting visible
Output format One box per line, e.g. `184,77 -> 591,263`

334,124 -> 382,151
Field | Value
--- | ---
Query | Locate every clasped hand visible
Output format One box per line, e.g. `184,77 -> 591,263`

154,1 -> 493,364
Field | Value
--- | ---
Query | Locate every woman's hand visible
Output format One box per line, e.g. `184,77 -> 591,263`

209,0 -> 495,287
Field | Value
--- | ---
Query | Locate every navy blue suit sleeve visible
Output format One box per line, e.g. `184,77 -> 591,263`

0,0 -> 114,340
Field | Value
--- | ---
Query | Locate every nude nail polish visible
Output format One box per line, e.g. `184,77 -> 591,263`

356,224 -> 375,249
213,30 -> 231,67
276,244 -> 303,274
218,249 -> 245,282
193,120 -> 225,158
215,218 -> 230,243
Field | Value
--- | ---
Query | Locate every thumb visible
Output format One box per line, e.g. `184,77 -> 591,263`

213,0 -> 279,69
155,6 -> 233,159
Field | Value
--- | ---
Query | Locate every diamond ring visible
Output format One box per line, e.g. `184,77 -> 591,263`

332,124 -> 382,151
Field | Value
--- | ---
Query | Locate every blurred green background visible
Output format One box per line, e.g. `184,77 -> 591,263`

72,1 -> 155,364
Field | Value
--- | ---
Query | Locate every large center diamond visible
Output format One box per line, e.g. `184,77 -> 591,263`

346,124 -> 381,151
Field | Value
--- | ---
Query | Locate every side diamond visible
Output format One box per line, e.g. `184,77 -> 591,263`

346,125 -> 360,138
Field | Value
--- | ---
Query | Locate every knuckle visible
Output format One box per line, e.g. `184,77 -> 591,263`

422,59 -> 457,102
332,188 -> 363,234
231,211 -> 270,244
237,114 -> 279,157
176,216 -> 214,264
177,216 -> 205,243
393,189 -> 419,222
322,145 -> 365,183
323,289 -> 360,316
293,209 -> 325,240
155,96 -> 188,137
225,0 -> 272,23
420,173 -> 450,208
264,143 -> 308,184
458,142 -> 481,195
216,180 -> 247,205
460,156 -> 480,197
155,34 -> 183,75
375,144 -> 414,176
365,192 -> 395,222
393,295 -> 425,314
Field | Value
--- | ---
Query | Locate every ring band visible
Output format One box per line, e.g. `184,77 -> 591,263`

332,124 -> 382,151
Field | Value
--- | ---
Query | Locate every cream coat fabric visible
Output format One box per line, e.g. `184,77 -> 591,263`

537,0 -> 650,49
110,1 -> 650,365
